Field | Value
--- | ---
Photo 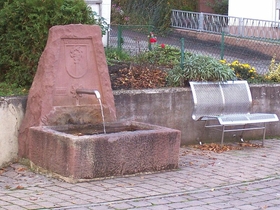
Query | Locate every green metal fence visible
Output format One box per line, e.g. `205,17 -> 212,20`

108,24 -> 280,74
172,30 -> 280,75
108,25 -> 154,54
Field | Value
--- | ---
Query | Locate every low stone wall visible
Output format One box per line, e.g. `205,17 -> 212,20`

0,97 -> 26,167
114,85 -> 280,145
1,84 -> 280,167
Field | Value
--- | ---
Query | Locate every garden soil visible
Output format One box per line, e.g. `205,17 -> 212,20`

109,62 -> 168,90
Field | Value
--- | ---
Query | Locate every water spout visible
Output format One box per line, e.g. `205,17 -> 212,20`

76,89 -> 101,99
75,89 -> 106,134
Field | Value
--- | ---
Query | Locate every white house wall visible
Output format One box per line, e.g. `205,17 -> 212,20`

85,0 -> 111,46
229,0 -> 276,21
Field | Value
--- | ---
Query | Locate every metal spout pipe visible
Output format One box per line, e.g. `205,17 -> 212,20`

76,89 -> 101,99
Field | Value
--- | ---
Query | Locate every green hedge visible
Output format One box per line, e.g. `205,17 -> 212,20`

0,0 -> 99,88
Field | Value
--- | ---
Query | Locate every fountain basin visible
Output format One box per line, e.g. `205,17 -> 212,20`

28,121 -> 181,182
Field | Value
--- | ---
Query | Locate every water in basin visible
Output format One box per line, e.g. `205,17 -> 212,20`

53,123 -> 151,136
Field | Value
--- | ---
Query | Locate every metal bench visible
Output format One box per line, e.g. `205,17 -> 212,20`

190,81 -> 279,145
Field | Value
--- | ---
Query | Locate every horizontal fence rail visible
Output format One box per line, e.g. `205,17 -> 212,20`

171,10 -> 280,40
108,21 -> 280,75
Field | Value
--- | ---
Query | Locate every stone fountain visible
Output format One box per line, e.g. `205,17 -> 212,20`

18,24 -> 181,182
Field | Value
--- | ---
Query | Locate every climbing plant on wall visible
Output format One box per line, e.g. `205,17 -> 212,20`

111,0 -> 197,32
207,0 -> 228,15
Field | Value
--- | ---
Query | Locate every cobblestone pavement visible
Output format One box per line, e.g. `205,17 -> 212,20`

1,139 -> 280,210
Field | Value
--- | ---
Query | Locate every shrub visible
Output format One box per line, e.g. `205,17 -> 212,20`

105,47 -> 132,64
111,4 -> 130,25
167,54 -> 236,86
207,0 -> 228,15
113,0 -> 197,32
119,0 -> 172,33
265,56 -> 280,82
0,0 -> 104,88
228,60 -> 260,82
0,82 -> 29,96
134,44 -> 181,67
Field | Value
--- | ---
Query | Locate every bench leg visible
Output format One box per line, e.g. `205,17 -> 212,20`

221,125 -> 225,145
240,124 -> 246,142
262,123 -> 266,146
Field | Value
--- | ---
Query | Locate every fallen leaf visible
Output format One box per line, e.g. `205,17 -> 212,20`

111,64 -> 167,90
200,164 -> 208,168
0,169 -> 5,175
16,185 -> 24,190
29,196 -> 38,201
16,167 -> 27,172
239,142 -> 262,148
192,141 -> 262,153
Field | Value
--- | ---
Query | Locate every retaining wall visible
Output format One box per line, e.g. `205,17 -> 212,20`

175,29 -> 280,60
0,97 -> 26,167
1,84 -> 280,167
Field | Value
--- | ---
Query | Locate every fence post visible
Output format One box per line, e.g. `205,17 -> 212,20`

148,25 -> 152,51
107,24 -> 110,47
180,38 -> 185,69
117,25 -> 123,50
220,31 -> 225,60
238,17 -> 244,37
199,12 -> 204,31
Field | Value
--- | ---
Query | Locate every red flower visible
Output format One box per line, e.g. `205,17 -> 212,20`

161,43 -> 165,48
150,37 -> 157,43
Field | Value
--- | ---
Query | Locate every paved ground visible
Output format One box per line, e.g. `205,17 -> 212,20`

1,139 -> 280,210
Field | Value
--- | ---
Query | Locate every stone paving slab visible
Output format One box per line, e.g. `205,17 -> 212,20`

1,139 -> 280,209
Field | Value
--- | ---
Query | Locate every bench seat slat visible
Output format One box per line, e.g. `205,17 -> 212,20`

218,113 -> 279,125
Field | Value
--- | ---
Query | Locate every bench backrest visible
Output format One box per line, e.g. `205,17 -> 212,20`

190,81 -> 252,120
